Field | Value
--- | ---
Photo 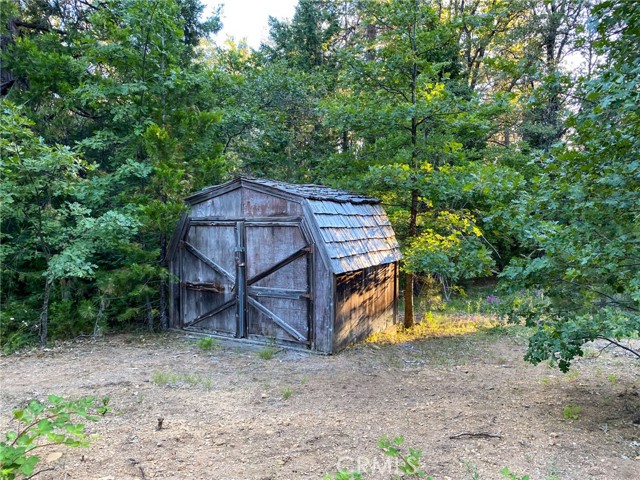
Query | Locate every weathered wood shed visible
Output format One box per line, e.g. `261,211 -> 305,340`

168,176 -> 401,353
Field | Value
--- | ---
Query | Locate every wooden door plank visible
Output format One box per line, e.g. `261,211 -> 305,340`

247,245 -> 310,286
187,297 -> 237,327
184,241 -> 235,283
248,286 -> 309,300
248,297 -> 307,342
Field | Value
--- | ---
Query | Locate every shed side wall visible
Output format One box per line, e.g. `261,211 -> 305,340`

333,262 -> 398,352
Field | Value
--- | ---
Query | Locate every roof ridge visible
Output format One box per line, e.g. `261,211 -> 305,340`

241,176 -> 379,204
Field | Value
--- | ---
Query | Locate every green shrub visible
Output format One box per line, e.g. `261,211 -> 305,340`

196,337 -> 219,353
0,395 -> 109,479
562,404 -> 582,420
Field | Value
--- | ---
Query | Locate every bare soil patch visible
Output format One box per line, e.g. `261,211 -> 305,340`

1,329 -> 639,480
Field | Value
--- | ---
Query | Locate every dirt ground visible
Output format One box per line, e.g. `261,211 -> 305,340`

1,328 -> 639,480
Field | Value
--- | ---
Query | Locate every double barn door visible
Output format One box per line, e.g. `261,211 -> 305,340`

180,218 -> 313,346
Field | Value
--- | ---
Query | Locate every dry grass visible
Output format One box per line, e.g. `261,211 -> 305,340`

365,312 -> 498,345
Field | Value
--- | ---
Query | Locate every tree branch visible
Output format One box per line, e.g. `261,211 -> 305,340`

596,336 -> 640,359
14,21 -> 67,36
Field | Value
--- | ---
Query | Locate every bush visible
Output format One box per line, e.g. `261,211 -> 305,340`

0,395 -> 109,479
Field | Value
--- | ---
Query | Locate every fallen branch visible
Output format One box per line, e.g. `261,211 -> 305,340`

449,432 -> 502,439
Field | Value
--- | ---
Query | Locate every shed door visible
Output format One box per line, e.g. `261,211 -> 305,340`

181,219 -> 313,346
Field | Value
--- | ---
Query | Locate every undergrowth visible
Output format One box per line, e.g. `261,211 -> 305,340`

324,436 -> 557,480
151,371 -> 213,389
0,395 -> 109,479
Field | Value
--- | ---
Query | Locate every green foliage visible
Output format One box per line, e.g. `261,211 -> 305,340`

499,0 -> 640,371
281,387 -> 292,400
404,212 -> 495,300
0,301 -> 39,354
314,0 -> 531,328
264,0 -> 340,71
323,469 -> 363,480
322,435 -> 560,480
500,468 -> 530,480
0,395 -> 109,479
195,337 -> 218,353
0,0 -> 227,340
0,101 -> 140,345
0,102 -> 136,280
2,0 -> 636,370
378,436 -> 431,479
562,404 -> 582,421
323,435 -> 432,479
257,341 -> 278,360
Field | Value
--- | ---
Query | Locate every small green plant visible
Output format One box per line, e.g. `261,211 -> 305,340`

324,435 -> 432,479
563,369 -> 579,381
543,465 -> 560,480
607,373 -> 617,385
257,339 -> 278,360
323,437 -> 548,479
152,371 -> 171,385
500,467 -> 530,480
151,371 -> 208,388
464,461 -> 480,480
323,470 -> 363,480
562,403 -> 582,420
378,435 -> 431,478
281,387 -> 292,400
0,395 -> 109,479
196,336 -> 218,353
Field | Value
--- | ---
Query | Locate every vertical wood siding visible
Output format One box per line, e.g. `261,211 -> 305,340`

243,188 -> 304,217
333,262 -> 398,351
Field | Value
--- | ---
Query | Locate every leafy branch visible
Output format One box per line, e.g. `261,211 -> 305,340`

0,395 -> 110,480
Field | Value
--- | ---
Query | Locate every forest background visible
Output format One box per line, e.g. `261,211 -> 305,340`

1,0 -> 638,371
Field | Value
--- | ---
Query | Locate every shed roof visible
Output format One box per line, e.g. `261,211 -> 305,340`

186,177 -> 402,275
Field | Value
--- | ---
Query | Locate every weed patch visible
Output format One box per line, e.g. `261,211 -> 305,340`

151,370 -> 213,389
196,336 -> 219,353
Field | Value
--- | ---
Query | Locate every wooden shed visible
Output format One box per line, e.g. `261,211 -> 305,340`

168,176 -> 401,353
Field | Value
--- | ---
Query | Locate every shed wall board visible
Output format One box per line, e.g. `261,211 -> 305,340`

242,187 -> 303,218
169,257 -> 181,327
191,188 -> 242,217
311,252 -> 333,353
333,262 -> 397,351
245,225 -> 307,283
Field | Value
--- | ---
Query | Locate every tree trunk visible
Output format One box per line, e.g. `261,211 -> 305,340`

94,296 -> 108,339
404,272 -> 415,329
39,279 -> 52,346
145,295 -> 154,332
404,189 -> 419,329
365,24 -> 376,61
403,16 -> 420,329
341,129 -> 349,153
